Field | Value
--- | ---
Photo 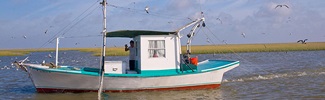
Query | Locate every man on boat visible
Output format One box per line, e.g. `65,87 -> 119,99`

125,40 -> 136,70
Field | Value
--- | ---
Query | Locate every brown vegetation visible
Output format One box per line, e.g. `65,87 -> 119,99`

1,42 -> 324,56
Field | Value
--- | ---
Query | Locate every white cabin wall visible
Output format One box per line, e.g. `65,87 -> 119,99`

139,35 -> 177,70
174,36 -> 181,70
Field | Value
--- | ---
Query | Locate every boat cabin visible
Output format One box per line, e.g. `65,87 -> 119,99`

105,30 -> 189,74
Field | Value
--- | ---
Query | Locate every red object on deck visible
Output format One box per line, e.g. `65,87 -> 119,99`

190,57 -> 198,66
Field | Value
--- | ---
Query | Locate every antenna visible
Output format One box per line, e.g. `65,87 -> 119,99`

199,0 -> 206,27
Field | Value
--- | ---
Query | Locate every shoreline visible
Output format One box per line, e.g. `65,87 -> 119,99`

1,42 -> 325,57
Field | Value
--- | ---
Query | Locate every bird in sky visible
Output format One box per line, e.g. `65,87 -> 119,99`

241,32 -> 246,38
145,6 -> 149,14
48,54 -> 52,58
286,17 -> 291,23
297,39 -> 308,44
275,4 -> 289,9
187,17 -> 193,21
45,29 -> 48,34
23,35 -> 27,39
222,40 -> 228,44
206,38 -> 210,43
216,18 -> 223,24
45,26 -> 53,34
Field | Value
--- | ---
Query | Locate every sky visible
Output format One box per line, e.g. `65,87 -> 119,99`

1,0 -> 325,49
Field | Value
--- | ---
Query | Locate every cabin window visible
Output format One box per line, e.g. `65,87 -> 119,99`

148,40 -> 165,58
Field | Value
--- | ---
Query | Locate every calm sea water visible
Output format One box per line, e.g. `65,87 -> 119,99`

0,51 -> 324,100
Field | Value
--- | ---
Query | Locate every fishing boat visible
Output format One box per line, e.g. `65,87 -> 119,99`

14,0 -> 239,93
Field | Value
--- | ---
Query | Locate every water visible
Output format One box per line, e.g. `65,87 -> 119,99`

0,51 -> 324,100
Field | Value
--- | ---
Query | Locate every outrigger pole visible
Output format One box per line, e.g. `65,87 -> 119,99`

175,17 -> 205,35
175,17 -> 205,54
174,17 -> 205,73
98,0 -> 107,99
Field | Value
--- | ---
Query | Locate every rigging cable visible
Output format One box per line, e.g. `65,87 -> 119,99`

62,35 -> 102,39
37,0 -> 101,50
20,4 -> 103,95
200,28 -> 232,60
107,3 -> 188,21
31,0 -> 101,95
201,26 -> 279,95
203,26 -> 278,76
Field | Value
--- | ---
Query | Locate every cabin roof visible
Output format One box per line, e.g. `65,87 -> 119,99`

106,30 -> 176,38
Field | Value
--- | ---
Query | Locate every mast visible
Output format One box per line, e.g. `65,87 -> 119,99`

55,37 -> 60,66
98,0 -> 107,99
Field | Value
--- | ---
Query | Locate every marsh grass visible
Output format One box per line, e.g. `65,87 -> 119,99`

1,42 -> 324,56
186,42 -> 325,54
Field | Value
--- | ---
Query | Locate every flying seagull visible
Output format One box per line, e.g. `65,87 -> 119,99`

286,17 -> 291,23
222,40 -> 228,44
241,32 -> 246,38
216,18 -> 223,24
297,39 -> 308,44
48,54 -> 52,58
23,35 -> 27,39
45,29 -> 48,34
206,38 -> 210,43
187,17 -> 193,21
145,6 -> 149,14
275,4 -> 289,9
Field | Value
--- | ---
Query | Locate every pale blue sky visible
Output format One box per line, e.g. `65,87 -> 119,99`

1,0 -> 325,49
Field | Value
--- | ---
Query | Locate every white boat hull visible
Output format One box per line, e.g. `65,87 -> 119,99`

23,61 -> 239,93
